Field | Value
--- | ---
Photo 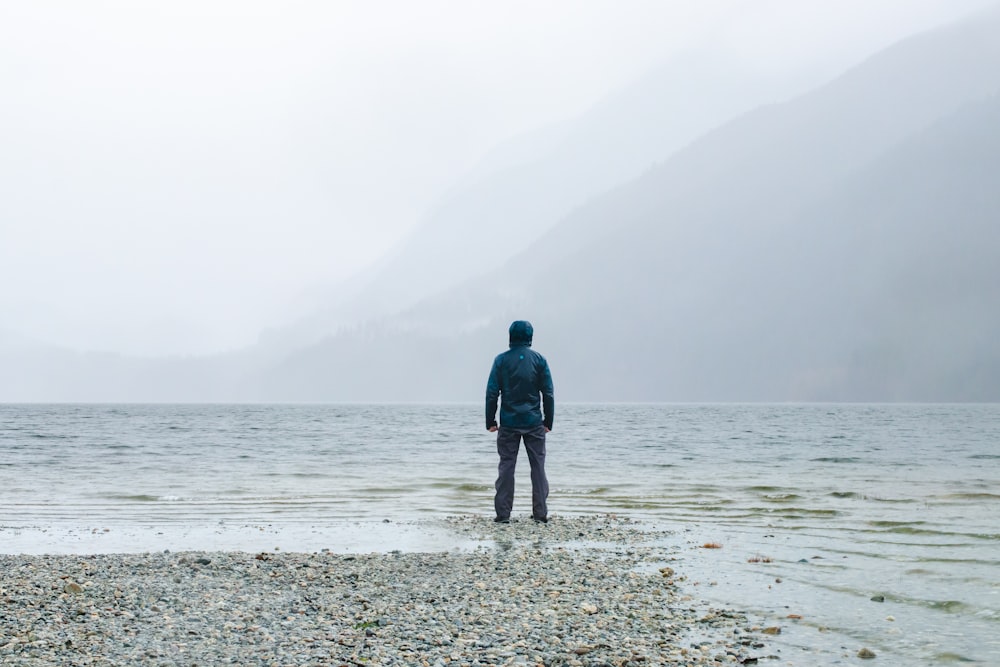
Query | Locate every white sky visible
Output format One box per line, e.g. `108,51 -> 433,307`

1,0 -> 995,356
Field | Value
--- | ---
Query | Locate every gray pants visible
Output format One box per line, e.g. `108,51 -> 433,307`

494,425 -> 548,520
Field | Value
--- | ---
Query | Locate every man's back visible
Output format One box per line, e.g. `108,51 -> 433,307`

485,320 -> 555,523
485,320 -> 554,432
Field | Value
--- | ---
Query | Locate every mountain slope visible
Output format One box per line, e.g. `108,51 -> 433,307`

274,52 -> 817,348
260,8 -> 1000,402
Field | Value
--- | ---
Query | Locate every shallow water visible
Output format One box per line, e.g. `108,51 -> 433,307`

1,402 -> 998,664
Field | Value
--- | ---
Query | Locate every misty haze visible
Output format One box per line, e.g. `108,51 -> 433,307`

2,0 -> 1000,402
4,5 -> 1000,665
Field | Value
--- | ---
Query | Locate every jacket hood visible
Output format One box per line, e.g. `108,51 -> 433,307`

508,320 -> 533,347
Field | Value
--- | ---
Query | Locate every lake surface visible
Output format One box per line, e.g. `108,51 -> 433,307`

1,403 -> 998,664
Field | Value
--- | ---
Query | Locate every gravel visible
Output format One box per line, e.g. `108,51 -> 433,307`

1,515 -> 773,666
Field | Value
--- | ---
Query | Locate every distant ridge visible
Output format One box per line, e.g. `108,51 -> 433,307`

5,8 -> 1000,402
272,51 -> 817,351
259,8 -> 1000,402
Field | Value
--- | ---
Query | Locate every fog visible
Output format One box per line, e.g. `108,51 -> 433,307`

2,1 -> 999,402
1,1 -> 726,355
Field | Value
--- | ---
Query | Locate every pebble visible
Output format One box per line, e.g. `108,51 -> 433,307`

0,515 -> 767,666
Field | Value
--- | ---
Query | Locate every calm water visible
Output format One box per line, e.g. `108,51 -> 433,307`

1,403 -> 998,664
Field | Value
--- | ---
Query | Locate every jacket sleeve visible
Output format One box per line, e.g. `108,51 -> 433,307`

541,359 -> 554,430
485,357 -> 501,429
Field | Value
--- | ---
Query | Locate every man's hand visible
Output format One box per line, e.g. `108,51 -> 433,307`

488,425 -> 498,432
545,427 -> 551,433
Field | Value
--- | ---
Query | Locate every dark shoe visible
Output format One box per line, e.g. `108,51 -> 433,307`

531,515 -> 548,524
494,516 -> 510,524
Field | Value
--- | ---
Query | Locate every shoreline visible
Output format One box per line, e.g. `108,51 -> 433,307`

0,515 -> 777,666
0,516 -> 481,557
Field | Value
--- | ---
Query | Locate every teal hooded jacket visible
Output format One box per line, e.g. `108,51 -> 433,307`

485,320 -> 554,431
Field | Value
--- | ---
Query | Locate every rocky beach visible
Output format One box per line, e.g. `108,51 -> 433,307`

0,515 -> 774,666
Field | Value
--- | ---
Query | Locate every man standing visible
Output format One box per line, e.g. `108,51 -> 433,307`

486,320 -> 555,524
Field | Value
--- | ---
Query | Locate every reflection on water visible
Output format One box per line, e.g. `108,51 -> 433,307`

1,402 -> 999,663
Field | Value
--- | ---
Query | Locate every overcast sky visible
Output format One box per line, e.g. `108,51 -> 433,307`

2,0 -> 996,356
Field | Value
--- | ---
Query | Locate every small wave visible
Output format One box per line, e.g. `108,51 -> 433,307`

810,457 -> 862,463
881,526 -> 950,536
424,482 -> 493,492
832,493 -> 914,503
104,494 -> 181,502
606,499 -> 668,510
868,520 -> 927,528
932,652 -> 977,663
673,498 -> 735,507
679,485 -> 724,493
926,600 -> 972,614
937,493 -> 1000,501
762,493 -> 801,502
453,483 -> 491,493
967,454 -> 1000,460
357,487 -> 419,495
775,508 -> 839,517
866,525 -> 998,541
